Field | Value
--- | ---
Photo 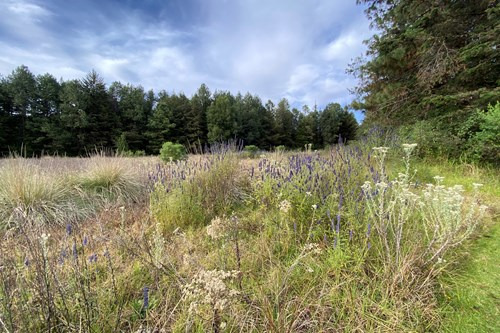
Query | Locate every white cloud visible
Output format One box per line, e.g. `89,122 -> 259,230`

0,0 -> 373,109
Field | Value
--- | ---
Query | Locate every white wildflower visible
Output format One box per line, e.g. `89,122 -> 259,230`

402,143 -> 417,154
304,243 -> 322,255
373,146 -> 389,154
206,216 -> 228,240
279,200 -> 292,214
433,175 -> 445,184
182,269 -> 240,315
312,204 -> 318,210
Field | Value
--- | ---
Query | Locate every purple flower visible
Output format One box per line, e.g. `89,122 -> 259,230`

336,214 -> 341,233
89,254 -> 98,263
366,223 -> 371,237
143,286 -> 150,309
83,236 -> 88,246
66,223 -> 72,236
72,243 -> 78,259
24,257 -> 29,267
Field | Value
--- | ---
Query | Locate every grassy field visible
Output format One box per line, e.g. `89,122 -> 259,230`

0,141 -> 497,332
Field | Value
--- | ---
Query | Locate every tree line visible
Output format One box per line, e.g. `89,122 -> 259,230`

350,0 -> 499,162
0,65 -> 358,156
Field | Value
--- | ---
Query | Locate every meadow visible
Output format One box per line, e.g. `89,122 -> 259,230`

0,136 -> 498,332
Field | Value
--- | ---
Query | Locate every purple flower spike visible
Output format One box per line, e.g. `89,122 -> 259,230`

66,223 -> 72,236
349,229 -> 353,241
83,236 -> 88,246
143,286 -> 150,309
366,223 -> 371,237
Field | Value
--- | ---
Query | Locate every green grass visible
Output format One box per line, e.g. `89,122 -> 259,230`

407,156 -> 500,332
438,222 -> 500,332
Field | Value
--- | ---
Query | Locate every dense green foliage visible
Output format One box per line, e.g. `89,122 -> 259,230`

159,142 -> 187,163
351,0 -> 499,162
0,66 -> 358,156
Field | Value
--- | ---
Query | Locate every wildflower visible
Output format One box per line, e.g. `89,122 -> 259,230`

88,254 -> 98,263
206,216 -> 228,240
306,267 -> 314,273
305,191 -> 312,197
40,233 -> 50,257
304,243 -> 322,255
66,223 -> 72,236
182,270 -> 240,315
402,143 -> 417,154
472,183 -> 483,190
372,146 -> 389,154
279,200 -> 292,214
143,286 -> 150,310
312,204 -> 318,210
83,236 -> 88,246
433,175 -> 444,184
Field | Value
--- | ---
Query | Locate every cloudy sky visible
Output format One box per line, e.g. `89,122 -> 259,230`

0,0 -> 372,118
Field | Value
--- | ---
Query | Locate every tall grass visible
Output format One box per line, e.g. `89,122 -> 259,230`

0,142 -> 493,332
75,155 -> 145,203
0,158 -> 78,228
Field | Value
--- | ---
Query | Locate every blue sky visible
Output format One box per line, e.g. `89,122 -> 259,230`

0,0 -> 372,121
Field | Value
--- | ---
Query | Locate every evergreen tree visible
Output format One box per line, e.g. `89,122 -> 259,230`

109,82 -> 152,151
207,91 -> 236,143
147,91 -> 175,153
80,70 -> 117,151
5,65 -> 37,153
187,84 -> 211,145
351,0 -> 500,128
274,98 -> 295,147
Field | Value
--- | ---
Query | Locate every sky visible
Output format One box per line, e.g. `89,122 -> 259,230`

0,0 -> 373,121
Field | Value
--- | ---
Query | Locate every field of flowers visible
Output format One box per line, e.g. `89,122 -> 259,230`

0,138 -> 496,332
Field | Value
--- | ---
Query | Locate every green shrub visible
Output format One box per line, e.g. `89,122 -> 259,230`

467,102 -> 500,164
275,145 -> 286,152
243,145 -> 259,158
159,142 -> 187,163
121,150 -> 146,157
150,154 -> 249,232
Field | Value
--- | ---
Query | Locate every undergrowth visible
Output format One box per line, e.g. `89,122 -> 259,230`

0,142 -> 495,332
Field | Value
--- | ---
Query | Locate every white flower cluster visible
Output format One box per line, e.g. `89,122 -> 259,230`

206,216 -> 228,240
372,146 -> 389,154
182,269 -> 240,315
303,243 -> 322,255
279,199 -> 292,214
402,143 -> 417,154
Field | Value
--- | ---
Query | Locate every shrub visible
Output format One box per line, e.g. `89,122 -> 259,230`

243,145 -> 259,158
150,153 -> 249,232
159,142 -> 187,163
121,150 -> 146,157
467,102 -> 500,164
275,145 -> 286,152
